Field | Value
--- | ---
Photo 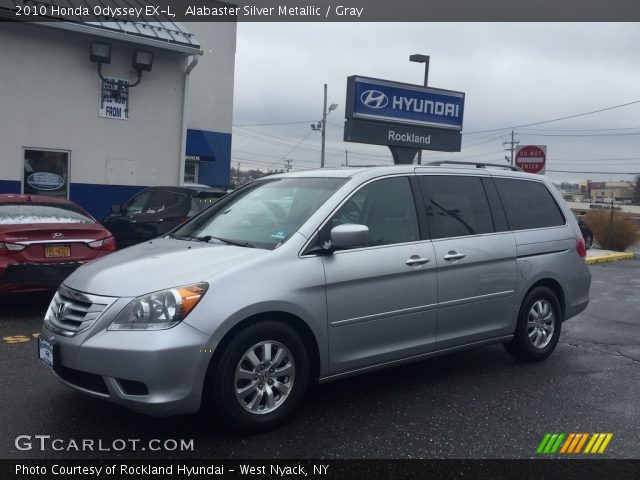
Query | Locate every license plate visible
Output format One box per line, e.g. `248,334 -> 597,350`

38,337 -> 54,368
45,245 -> 71,258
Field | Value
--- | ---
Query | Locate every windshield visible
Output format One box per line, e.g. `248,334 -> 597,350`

173,177 -> 345,250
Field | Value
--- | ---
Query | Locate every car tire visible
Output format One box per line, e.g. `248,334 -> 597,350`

585,233 -> 593,250
503,286 -> 562,362
206,321 -> 309,432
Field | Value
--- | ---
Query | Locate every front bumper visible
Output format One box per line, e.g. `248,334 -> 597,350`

41,296 -> 214,416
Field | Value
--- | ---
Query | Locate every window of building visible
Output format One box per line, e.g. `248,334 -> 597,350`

23,149 -> 69,199
184,161 -> 199,184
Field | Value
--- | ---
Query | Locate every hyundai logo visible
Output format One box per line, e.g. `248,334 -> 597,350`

52,232 -> 64,239
360,90 -> 389,109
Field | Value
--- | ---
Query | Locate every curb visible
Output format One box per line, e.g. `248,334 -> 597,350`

585,252 -> 635,265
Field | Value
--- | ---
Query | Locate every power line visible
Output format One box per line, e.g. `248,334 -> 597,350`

463,98 -> 640,135
550,156 -> 640,162
521,126 -> 640,133
269,130 -> 315,169
547,169 -> 640,175
521,132 -> 640,137
233,120 -> 315,127
235,125 -> 392,159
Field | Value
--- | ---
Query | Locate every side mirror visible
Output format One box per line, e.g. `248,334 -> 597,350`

111,204 -> 122,214
330,224 -> 369,250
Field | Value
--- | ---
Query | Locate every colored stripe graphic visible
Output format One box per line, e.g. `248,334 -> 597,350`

537,433 -> 612,454
537,434 -> 552,454
598,434 -> 613,453
560,433 -> 575,454
574,433 -> 589,453
584,434 -> 598,453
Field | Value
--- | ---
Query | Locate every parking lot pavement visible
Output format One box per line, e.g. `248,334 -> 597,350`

1,259 -> 639,459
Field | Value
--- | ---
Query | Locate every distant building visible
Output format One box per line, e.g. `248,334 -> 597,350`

0,7 -> 235,217
585,181 -> 634,203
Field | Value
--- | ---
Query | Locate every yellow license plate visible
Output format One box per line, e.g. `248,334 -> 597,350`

44,245 -> 71,258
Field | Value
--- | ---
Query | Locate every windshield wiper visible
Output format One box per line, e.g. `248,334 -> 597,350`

167,234 -> 255,248
209,236 -> 256,248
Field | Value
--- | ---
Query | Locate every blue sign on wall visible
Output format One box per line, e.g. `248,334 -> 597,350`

347,76 -> 465,131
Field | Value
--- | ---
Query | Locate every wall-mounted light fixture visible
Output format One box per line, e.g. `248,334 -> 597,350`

90,42 -> 111,64
132,49 -> 153,72
89,41 -> 154,117
89,41 -> 153,88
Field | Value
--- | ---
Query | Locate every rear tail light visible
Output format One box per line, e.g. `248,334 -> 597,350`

0,242 -> 26,254
88,236 -> 116,251
576,238 -> 587,258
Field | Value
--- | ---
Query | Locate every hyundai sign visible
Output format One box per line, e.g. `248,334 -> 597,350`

346,76 -> 465,130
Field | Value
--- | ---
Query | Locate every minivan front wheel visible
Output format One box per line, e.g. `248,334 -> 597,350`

504,286 -> 562,362
207,321 -> 309,431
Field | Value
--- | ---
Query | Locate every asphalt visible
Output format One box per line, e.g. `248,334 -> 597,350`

1,258 -> 639,459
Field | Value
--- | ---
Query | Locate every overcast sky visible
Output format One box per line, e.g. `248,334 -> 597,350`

231,23 -> 640,183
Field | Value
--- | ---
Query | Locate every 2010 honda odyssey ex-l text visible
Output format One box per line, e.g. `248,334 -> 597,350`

40,163 -> 591,430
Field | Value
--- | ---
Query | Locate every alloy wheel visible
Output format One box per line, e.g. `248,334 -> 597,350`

527,299 -> 555,349
234,341 -> 295,414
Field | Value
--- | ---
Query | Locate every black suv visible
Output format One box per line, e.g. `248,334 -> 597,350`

576,216 -> 593,249
101,185 -> 229,248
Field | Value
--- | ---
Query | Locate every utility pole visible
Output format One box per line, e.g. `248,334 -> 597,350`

284,159 -> 292,172
311,84 -> 338,168
320,84 -> 327,168
503,129 -> 520,165
345,150 -> 349,166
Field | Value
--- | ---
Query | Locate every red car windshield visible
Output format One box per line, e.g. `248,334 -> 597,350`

0,204 -> 94,225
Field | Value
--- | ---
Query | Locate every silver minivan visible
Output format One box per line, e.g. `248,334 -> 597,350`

39,163 -> 591,430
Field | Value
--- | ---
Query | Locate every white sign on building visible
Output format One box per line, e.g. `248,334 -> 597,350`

99,76 -> 129,120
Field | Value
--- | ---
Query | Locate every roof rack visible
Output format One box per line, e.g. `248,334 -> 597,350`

421,161 -> 523,172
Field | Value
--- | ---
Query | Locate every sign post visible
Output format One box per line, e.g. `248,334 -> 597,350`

515,145 -> 547,174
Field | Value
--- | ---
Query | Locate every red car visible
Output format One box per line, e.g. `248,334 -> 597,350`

0,194 -> 116,294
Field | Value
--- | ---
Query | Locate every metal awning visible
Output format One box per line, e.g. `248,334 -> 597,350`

0,0 -> 200,55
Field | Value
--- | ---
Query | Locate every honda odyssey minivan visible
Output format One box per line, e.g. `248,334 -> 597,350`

40,162 -> 591,430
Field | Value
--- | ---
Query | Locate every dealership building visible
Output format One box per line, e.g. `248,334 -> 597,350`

0,9 -> 236,217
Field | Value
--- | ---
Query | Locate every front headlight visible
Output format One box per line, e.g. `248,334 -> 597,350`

108,282 -> 208,331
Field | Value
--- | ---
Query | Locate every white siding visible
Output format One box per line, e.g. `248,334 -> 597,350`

0,22 -> 188,186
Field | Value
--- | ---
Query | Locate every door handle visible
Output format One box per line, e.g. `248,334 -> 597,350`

405,256 -> 430,266
444,251 -> 466,261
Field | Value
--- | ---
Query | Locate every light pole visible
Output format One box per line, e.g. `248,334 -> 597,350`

409,54 -> 430,165
311,84 -> 338,168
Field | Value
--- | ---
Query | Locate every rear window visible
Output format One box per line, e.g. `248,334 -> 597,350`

493,178 -> 565,230
0,204 -> 93,224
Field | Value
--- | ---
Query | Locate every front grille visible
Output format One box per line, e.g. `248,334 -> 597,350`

45,286 -> 115,336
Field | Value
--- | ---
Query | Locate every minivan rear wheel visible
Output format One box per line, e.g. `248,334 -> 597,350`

504,286 -> 562,362
207,321 -> 309,431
